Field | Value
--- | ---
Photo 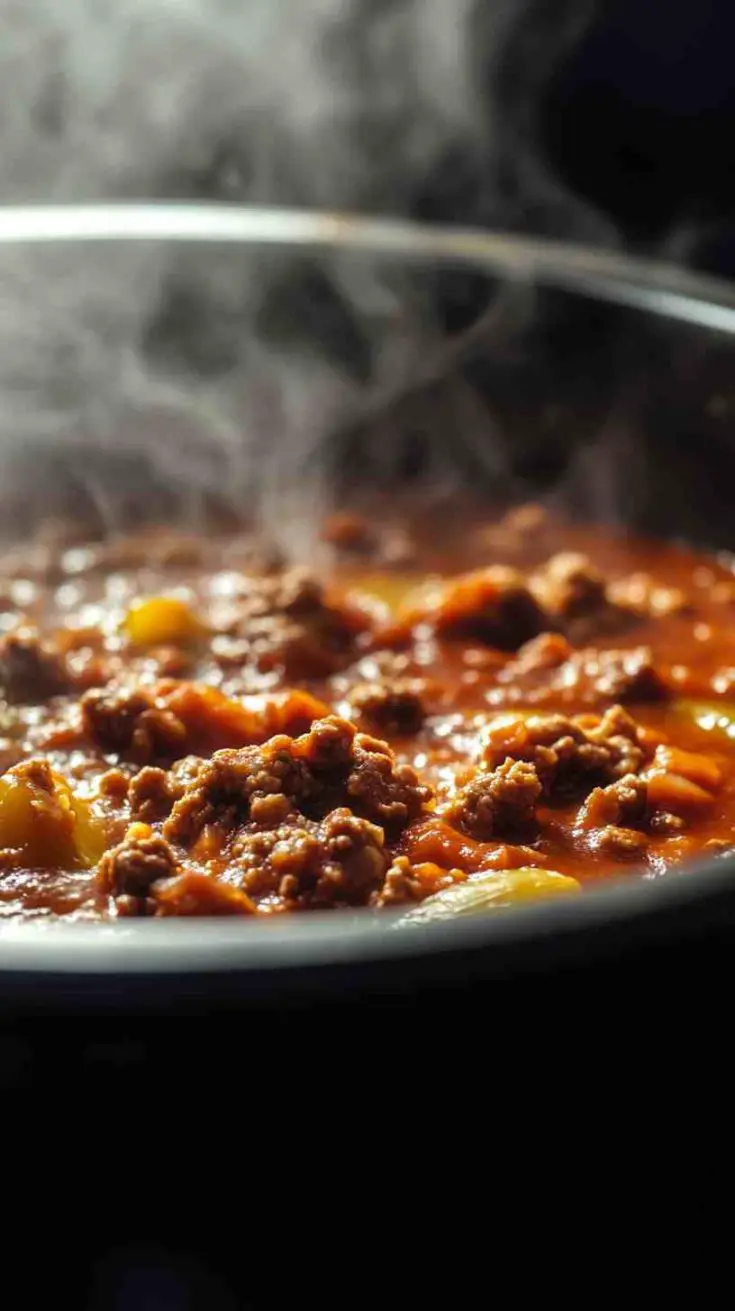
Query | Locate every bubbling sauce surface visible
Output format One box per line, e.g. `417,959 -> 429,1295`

2,505 -> 735,921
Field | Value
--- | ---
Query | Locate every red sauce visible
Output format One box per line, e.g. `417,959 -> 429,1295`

1,506 -> 735,920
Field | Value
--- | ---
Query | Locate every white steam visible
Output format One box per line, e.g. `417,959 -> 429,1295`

0,0 -> 613,550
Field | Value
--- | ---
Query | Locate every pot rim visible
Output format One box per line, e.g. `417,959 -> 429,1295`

1,201 -> 735,333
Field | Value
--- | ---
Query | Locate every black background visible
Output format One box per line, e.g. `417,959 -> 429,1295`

546,0 -> 735,263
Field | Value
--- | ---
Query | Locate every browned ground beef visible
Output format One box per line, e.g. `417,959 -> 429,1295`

0,627 -> 67,702
405,565 -> 547,649
81,686 -> 188,763
443,759 -> 542,839
348,678 -> 427,734
480,706 -> 646,798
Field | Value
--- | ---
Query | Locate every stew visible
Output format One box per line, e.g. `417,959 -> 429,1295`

2,504 -> 735,921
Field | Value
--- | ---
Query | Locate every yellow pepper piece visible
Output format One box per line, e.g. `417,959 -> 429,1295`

0,764 -> 109,869
124,596 -> 205,648
396,866 -> 581,926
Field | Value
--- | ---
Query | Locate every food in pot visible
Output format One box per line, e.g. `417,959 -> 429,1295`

1,505 -> 735,921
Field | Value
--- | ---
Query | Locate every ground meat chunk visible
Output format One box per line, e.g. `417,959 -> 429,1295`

405,566 -> 546,650
128,765 -> 179,822
493,639 -> 667,710
349,679 -> 426,734
164,714 -> 430,847
97,768 -> 131,802
223,807 -> 388,907
0,627 -> 67,703
81,686 -> 188,764
97,830 -> 178,909
530,553 -> 636,641
375,856 -> 455,907
217,566 -> 369,677
282,715 -> 431,827
506,632 -> 573,675
296,715 -> 358,772
568,647 -> 667,703
481,704 -> 646,800
7,757 -> 56,795
588,826 -> 648,860
531,552 -> 607,618
163,743 -> 310,846
578,774 -> 648,829
125,749 -> 201,818
342,730 -> 431,827
588,705 -> 647,776
444,759 -> 542,839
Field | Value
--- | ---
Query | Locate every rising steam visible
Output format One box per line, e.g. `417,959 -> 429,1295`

0,0 -> 614,551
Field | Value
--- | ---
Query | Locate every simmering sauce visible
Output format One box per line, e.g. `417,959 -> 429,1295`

2,505 -> 735,921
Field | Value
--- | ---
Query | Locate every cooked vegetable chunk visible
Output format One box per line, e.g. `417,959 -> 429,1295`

395,867 -> 581,925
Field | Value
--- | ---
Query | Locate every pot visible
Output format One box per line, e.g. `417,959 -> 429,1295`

2,204 -> 735,1004
2,205 -> 731,1295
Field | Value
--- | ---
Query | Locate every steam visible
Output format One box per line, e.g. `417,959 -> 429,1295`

0,0 -> 616,552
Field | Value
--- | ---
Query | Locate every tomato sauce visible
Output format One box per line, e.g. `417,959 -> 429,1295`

1,505 -> 735,920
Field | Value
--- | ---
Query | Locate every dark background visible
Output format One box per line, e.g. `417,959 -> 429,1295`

547,0 -> 735,266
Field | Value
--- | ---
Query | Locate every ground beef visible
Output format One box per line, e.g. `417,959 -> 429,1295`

98,825 -> 260,916
340,730 -> 432,827
530,553 -> 637,641
377,856 -> 424,906
217,566 -> 369,677
376,856 -> 454,907
407,565 -> 546,650
569,753 -> 653,864
222,807 -> 388,907
164,714 -> 431,847
128,765 -> 182,822
481,704 -> 646,800
578,774 -> 648,829
567,647 -> 667,704
444,759 -> 542,840
506,632 -> 573,675
0,628 -> 67,703
591,705 -> 648,776
294,715 -> 361,772
98,830 -> 178,906
349,679 -> 426,734
496,637 -> 667,708
531,552 -> 607,618
282,715 -> 431,828
163,744 -> 309,847
97,768 -> 132,802
588,826 -> 648,859
81,686 -> 188,764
